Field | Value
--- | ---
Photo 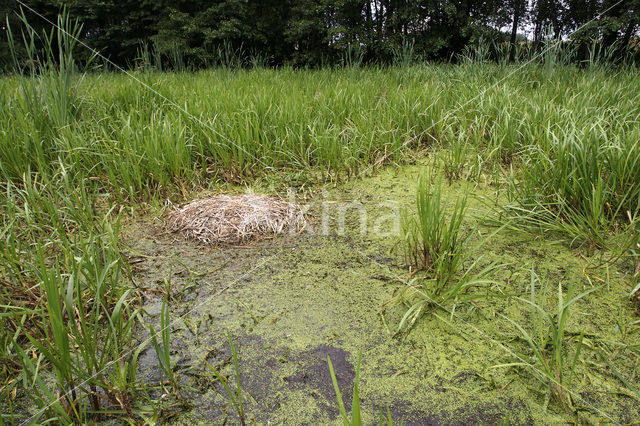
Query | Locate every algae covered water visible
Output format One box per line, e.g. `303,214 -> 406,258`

124,164 -> 640,424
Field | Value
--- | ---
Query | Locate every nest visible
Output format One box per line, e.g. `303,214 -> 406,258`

167,194 -> 305,245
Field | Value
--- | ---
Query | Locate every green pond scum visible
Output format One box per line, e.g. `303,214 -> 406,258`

116,163 -> 639,425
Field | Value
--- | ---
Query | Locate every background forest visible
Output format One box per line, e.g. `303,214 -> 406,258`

1,0 -> 639,70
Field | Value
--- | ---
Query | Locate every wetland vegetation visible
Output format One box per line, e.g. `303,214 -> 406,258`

1,12 -> 640,425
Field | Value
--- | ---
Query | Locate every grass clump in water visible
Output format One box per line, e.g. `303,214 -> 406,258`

205,332 -> 246,425
328,352 -> 402,425
496,270 -> 597,415
389,175 -> 496,331
400,173 -> 468,281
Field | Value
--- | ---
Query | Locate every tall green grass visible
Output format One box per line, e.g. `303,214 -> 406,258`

0,174 -> 148,423
1,12 -> 160,423
502,109 -> 640,248
400,174 -> 468,281
389,176 -> 498,331
2,54 -> 639,216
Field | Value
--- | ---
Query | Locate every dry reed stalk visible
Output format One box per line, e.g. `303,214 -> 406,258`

167,194 -> 305,244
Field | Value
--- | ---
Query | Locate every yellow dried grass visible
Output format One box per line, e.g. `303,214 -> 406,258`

167,194 -> 305,245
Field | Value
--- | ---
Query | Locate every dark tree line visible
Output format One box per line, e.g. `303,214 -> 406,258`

1,0 -> 639,70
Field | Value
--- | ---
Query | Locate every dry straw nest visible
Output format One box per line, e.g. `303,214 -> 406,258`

167,194 -> 306,245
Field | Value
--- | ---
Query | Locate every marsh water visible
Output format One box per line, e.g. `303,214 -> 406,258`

125,163 -> 639,424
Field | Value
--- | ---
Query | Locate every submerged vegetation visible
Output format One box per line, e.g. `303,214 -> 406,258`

0,11 -> 639,425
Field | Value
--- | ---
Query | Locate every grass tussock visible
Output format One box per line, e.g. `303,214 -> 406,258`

401,174 -> 468,281
388,175 -> 497,331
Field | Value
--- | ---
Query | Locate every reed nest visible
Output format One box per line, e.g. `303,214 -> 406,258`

167,194 -> 306,245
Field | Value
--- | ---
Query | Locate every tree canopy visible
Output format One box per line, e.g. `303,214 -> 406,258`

1,0 -> 638,70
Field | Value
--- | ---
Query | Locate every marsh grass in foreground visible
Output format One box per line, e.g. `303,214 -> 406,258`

0,166 -> 155,423
10,220 -> 146,423
205,332 -> 246,425
150,299 -> 178,394
495,270 -> 597,415
328,353 -> 403,426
